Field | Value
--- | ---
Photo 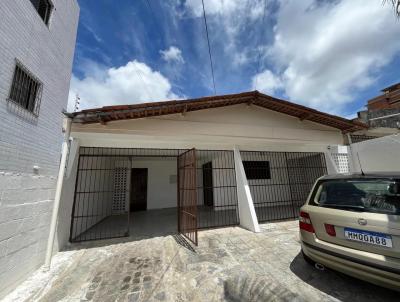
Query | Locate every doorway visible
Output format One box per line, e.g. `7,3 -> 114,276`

202,162 -> 214,206
130,168 -> 148,212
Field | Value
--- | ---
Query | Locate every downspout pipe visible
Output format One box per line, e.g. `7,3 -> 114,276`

44,117 -> 72,270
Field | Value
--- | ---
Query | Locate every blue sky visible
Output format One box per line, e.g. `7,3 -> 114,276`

69,0 -> 400,118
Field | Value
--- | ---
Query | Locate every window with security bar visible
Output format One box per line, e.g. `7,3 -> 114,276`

29,0 -> 53,25
8,63 -> 42,116
243,161 -> 271,180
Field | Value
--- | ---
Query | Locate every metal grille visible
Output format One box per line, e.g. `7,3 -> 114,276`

70,147 -> 239,243
70,147 -> 183,242
330,153 -> 350,173
8,62 -> 42,116
112,168 -> 129,214
70,149 -> 131,242
240,151 -> 327,222
196,150 -> 239,229
349,135 -> 378,144
178,149 -> 198,245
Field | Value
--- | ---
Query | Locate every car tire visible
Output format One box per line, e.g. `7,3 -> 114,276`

301,249 -> 316,266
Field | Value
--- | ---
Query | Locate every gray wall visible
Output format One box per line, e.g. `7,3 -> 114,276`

0,0 -> 79,297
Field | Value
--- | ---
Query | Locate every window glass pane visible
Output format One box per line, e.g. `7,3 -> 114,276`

243,161 -> 271,180
30,0 -> 52,25
313,179 -> 400,215
29,0 -> 40,10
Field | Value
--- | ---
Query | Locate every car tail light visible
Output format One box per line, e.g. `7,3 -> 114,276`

299,211 -> 314,233
324,223 -> 336,236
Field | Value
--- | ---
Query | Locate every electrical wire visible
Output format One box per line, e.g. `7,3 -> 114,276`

201,0 -> 217,95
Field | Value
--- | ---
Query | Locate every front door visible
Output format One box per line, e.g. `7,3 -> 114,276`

178,149 -> 198,245
130,168 -> 148,211
202,162 -> 214,206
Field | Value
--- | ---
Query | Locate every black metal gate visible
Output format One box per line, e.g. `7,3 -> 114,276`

240,151 -> 327,222
196,150 -> 239,229
70,147 -> 239,243
178,149 -> 198,245
70,148 -> 131,242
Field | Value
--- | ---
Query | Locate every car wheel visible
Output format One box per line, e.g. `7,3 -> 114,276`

301,250 -> 315,266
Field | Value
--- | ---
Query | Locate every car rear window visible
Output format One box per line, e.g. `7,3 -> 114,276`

311,178 -> 400,215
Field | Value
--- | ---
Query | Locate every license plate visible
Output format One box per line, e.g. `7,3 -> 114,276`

344,228 -> 393,248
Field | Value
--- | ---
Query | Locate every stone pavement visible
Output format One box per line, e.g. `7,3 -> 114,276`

4,221 -> 399,302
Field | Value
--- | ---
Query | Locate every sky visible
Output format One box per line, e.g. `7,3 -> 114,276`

68,0 -> 400,118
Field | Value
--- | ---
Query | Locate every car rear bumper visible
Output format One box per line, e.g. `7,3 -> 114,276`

301,240 -> 400,292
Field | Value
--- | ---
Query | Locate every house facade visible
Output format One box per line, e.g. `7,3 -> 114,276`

0,0 -> 79,297
53,92 -> 366,249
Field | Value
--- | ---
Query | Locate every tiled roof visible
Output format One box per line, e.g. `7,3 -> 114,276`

70,91 -> 367,133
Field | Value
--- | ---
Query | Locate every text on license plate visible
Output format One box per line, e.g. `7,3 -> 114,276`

344,228 -> 393,248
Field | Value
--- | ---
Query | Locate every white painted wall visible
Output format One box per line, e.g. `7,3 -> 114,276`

233,148 -> 259,232
129,158 -> 177,210
349,134 -> 400,173
56,104 -> 344,250
71,104 -> 344,151
0,0 -> 79,298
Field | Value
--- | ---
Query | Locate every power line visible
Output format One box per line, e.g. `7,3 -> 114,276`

201,0 -> 217,95
254,0 -> 268,91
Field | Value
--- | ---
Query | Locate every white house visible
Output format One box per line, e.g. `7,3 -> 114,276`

51,91 -> 366,252
0,0 -> 79,297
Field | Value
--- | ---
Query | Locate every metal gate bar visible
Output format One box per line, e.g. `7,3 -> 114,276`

70,147 -> 183,243
195,150 -> 239,229
70,148 -> 132,242
70,147 -> 240,243
178,149 -> 198,245
240,151 -> 327,223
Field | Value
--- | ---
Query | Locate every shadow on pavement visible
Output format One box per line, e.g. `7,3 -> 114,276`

289,252 -> 399,302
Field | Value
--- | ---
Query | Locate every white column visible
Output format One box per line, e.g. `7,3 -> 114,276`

233,147 -> 260,232
44,117 -> 72,269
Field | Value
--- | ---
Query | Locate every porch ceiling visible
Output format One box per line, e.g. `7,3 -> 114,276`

68,91 -> 367,133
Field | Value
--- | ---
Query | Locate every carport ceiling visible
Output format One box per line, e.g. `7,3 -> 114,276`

69,91 -> 367,133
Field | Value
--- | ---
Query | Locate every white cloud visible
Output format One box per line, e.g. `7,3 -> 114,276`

183,0 -> 267,64
254,0 -> 400,113
68,60 -> 179,111
185,0 -> 264,19
160,46 -> 185,64
252,69 -> 283,94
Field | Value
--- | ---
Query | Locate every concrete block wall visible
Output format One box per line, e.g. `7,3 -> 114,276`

0,172 -> 56,297
0,0 -> 79,298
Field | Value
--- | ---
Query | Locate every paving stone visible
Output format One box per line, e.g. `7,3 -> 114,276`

10,220 -> 397,302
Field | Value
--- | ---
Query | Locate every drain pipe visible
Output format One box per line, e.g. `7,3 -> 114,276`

44,117 -> 72,270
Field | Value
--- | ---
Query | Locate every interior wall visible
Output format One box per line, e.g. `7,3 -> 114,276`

116,157 -> 178,210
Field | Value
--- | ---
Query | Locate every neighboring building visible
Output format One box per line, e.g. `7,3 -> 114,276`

52,91 -> 366,249
0,0 -> 79,297
353,82 -> 400,142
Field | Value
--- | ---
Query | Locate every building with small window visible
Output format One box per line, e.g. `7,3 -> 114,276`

51,91 -> 366,251
0,0 -> 79,297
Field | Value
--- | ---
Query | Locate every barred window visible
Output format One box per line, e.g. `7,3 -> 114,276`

243,161 -> 271,180
29,0 -> 53,25
8,63 -> 42,116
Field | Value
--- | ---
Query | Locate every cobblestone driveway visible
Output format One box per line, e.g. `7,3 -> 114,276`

4,221 -> 398,302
